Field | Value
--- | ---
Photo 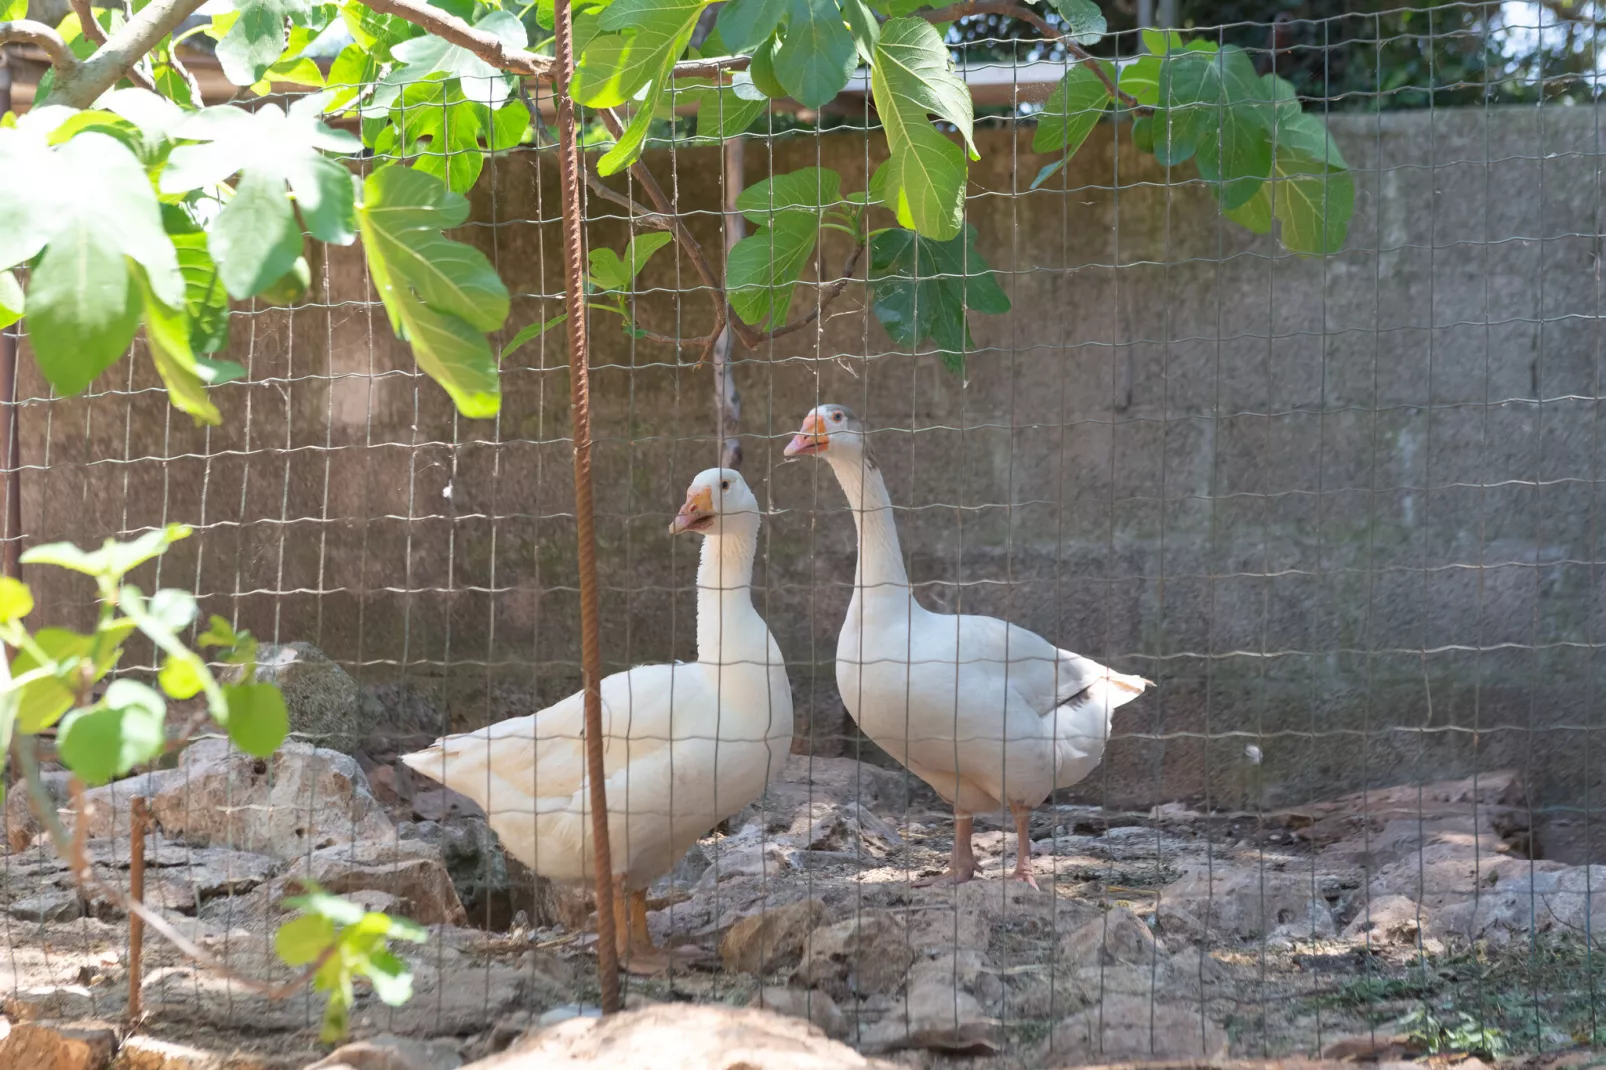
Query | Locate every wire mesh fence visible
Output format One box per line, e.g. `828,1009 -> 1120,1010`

3,3 -> 1606,1066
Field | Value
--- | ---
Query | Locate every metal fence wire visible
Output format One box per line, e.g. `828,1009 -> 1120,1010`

3,3 -> 1606,1067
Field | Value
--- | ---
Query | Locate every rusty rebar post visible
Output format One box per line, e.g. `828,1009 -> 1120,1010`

127,796 -> 149,1021
549,0 -> 621,1013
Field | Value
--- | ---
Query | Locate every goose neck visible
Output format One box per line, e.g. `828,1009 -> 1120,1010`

827,455 -> 910,596
695,526 -> 761,663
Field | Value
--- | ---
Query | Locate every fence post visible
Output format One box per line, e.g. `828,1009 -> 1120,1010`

548,0 -> 621,1015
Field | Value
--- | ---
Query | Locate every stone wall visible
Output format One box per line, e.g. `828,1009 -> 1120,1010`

16,104 -> 1606,844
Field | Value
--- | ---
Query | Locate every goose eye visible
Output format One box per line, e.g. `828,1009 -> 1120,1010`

720,480 -> 730,491
831,411 -> 844,422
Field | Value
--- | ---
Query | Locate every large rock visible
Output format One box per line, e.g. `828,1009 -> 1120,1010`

399,817 -> 564,930
1050,993 -> 1228,1061
746,987 -> 845,1039
793,913 -> 916,1001
1059,907 -> 1165,966
1435,863 -> 1606,946
721,899 -> 826,975
466,1004 -> 898,1069
72,771 -> 182,841
284,839 -> 467,926
149,740 -> 392,862
4,768 -> 71,851
244,642 -> 377,749
1157,869 -> 1335,942
0,1021 -> 118,1070
307,1034 -> 463,1070
860,980 -> 999,1055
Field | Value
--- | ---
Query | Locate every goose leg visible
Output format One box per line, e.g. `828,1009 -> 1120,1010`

915,812 -> 978,886
1009,804 -> 1039,889
612,882 -> 677,976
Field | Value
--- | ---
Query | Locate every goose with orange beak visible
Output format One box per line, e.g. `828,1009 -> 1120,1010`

785,404 -> 1149,888
403,468 -> 793,972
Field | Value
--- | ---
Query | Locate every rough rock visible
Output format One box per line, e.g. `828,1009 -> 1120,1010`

3,985 -> 102,1021
730,755 -> 915,833
860,981 -> 999,1055
777,801 -> 903,863
1050,993 -> 1229,1061
139,967 -> 310,1032
465,1004 -> 898,1069
74,772 -> 184,840
1059,907 -> 1165,967
747,987 -> 846,1039
721,899 -> 826,975
284,839 -> 466,926
9,889 -> 83,922
247,642 -> 376,750
695,824 -> 791,889
794,913 -> 916,1001
1435,863 -> 1606,946
1157,869 -> 1335,941
410,788 -> 481,824
0,1020 -> 119,1070
359,966 -> 532,1038
5,768 -> 71,851
398,817 -> 562,930
306,1034 -> 463,1070
1277,771 -> 1528,869
150,741 -> 393,862
1342,894 -> 1430,947
114,1035 -> 233,1069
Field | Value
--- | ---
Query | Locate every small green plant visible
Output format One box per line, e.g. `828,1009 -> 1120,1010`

0,525 -> 422,1042
1401,1006 -> 1509,1059
276,885 -> 429,1043
0,524 -> 288,792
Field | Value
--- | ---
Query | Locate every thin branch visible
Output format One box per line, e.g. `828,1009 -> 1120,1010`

360,0 -> 552,76
668,54 -> 750,79
752,237 -> 867,344
50,0 -> 207,108
168,43 -> 203,106
69,0 -> 107,46
596,108 -> 737,350
68,0 -> 162,95
15,737 -> 333,1000
584,171 -> 676,232
0,21 -> 80,74
919,1 -> 1141,110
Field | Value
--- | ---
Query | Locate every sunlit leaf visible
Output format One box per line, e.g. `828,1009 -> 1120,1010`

222,682 -> 289,757
0,576 -> 33,621
357,165 -> 508,418
56,680 -> 167,786
870,18 -> 974,241
1032,60 -> 1111,159
216,0 -> 314,86
276,913 -> 336,966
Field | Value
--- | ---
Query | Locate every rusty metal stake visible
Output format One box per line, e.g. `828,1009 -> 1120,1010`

128,796 -> 149,1022
550,0 -> 621,1014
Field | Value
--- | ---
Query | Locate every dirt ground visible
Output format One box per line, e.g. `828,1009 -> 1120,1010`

3,741 -> 1605,1069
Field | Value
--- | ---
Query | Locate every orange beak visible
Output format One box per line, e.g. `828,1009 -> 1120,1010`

783,412 -> 829,458
669,485 -> 716,535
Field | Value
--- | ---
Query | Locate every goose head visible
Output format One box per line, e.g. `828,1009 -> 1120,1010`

669,467 -> 761,537
783,403 -> 868,461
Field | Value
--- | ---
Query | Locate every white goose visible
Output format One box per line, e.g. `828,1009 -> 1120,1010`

785,405 -> 1149,886
401,469 -> 792,967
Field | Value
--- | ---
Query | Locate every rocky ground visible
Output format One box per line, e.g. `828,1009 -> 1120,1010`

2,646 -> 1605,1070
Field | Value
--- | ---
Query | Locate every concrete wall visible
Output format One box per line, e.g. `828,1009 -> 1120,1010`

17,104 -> 1606,844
